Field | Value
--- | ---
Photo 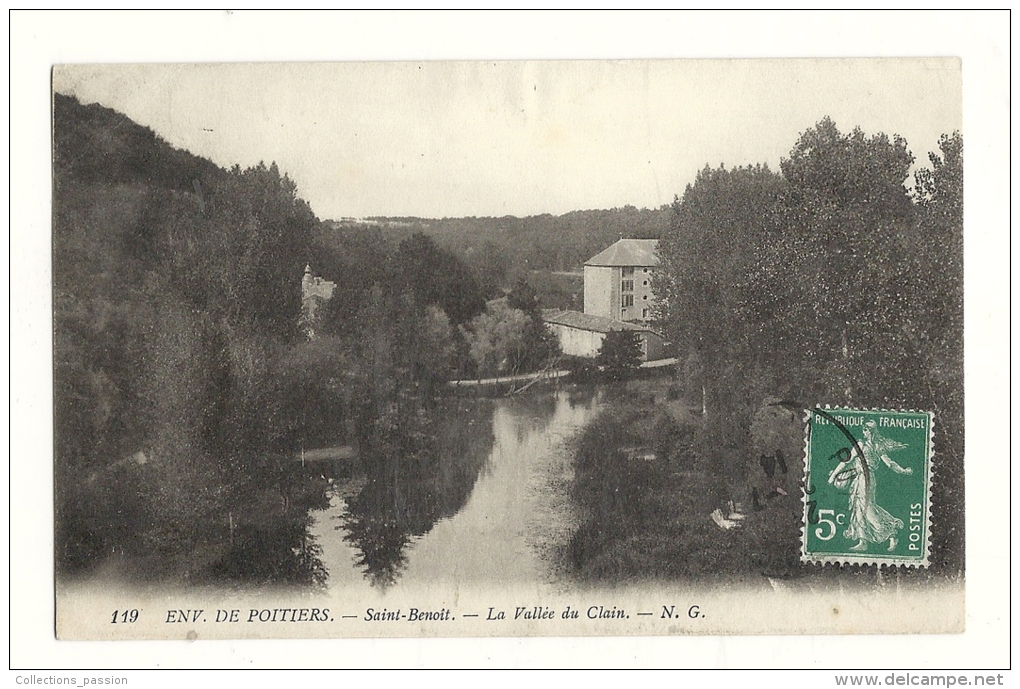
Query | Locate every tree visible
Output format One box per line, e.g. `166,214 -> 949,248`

596,330 -> 643,380
208,162 -> 317,341
468,240 -> 513,299
912,132 -> 963,368
53,99 -> 325,573
646,122 -> 964,574
768,118 -> 917,404
459,301 -> 532,379
911,132 -> 964,570
396,233 -> 486,325
654,162 -> 787,427
507,278 -> 539,315
656,118 -> 932,449
506,277 -> 561,372
518,316 -> 561,373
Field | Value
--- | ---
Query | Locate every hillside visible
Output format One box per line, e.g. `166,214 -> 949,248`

325,206 -> 671,288
52,94 -> 518,584
53,94 -> 319,576
53,92 -> 225,191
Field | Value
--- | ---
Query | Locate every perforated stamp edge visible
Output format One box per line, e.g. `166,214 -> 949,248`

799,405 -> 934,568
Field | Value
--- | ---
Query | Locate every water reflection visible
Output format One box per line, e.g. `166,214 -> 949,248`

313,389 -> 603,591
340,397 -> 495,588
210,514 -> 328,587
204,469 -> 335,588
58,389 -> 600,593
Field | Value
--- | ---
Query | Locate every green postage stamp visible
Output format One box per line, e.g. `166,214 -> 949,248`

801,408 -> 934,566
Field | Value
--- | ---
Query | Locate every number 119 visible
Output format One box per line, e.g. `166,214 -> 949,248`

111,609 -> 139,623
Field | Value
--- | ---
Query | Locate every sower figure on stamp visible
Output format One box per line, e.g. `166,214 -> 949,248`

827,420 -> 913,552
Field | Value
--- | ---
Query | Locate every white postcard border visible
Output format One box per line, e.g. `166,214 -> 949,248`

10,10 -> 1010,670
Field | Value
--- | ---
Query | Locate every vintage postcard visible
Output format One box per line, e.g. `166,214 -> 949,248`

51,58 -> 964,641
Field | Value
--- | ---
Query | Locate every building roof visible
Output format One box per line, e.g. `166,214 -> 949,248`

541,309 -> 650,334
584,239 -> 659,267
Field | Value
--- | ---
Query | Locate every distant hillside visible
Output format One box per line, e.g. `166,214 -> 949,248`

325,205 -> 671,292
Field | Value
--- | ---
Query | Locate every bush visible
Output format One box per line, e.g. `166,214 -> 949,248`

563,355 -> 597,383
596,331 -> 643,380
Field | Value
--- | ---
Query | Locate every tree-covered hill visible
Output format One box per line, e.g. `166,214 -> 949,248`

54,94 -> 321,576
52,94 -> 546,584
53,92 -> 225,192
325,205 -> 671,291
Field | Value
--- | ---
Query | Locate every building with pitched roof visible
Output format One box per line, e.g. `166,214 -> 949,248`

584,238 -> 659,322
542,308 -> 666,361
542,239 -> 666,361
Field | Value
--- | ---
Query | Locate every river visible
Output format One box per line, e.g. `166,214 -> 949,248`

308,388 -> 602,594
55,387 -> 605,596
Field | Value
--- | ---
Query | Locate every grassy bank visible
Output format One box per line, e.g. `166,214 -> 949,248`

566,379 -> 806,583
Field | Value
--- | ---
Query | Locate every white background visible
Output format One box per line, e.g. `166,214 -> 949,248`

8,10 -> 1011,672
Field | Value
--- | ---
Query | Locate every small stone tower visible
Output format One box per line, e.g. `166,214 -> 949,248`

300,264 -> 336,339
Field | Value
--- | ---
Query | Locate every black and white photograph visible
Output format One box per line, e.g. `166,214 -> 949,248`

49,56 -> 967,639
11,10 -> 1010,671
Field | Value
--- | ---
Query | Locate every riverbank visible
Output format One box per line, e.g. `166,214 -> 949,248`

447,368 -> 569,388
566,378 -> 805,583
447,357 -> 677,389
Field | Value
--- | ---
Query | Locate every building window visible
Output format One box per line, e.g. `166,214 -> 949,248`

622,267 -> 635,277
643,268 -> 649,273
642,308 -> 649,318
622,294 -> 634,307
642,280 -> 648,286
642,295 -> 648,300
622,280 -> 634,292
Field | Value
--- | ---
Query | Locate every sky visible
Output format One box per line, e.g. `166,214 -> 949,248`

53,58 -> 961,220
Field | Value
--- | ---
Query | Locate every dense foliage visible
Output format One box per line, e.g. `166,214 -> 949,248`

653,119 -> 964,571
53,93 -> 964,585
54,93 -> 324,574
596,331 -> 644,380
324,205 -> 669,296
